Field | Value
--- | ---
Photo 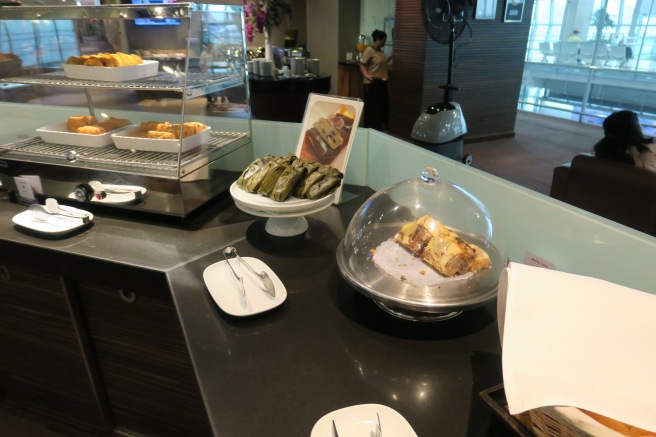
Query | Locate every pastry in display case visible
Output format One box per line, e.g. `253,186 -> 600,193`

336,167 -> 507,321
0,1 -> 252,219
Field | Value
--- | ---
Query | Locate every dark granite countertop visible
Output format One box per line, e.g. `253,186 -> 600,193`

0,188 -> 511,436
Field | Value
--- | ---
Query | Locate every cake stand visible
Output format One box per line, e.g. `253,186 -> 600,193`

229,182 -> 336,237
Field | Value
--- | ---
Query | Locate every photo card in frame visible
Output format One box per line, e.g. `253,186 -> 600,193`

295,93 -> 363,204
504,0 -> 524,22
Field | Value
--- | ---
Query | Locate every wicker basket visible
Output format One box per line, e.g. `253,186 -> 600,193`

516,409 -> 584,437
481,384 -> 625,437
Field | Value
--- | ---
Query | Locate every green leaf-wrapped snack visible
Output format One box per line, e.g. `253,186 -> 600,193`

257,162 -> 287,197
271,165 -> 306,201
244,160 -> 275,193
295,171 -> 325,198
306,175 -> 342,200
236,157 -> 264,189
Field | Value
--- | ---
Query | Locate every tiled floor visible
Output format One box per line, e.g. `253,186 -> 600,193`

0,110 -> 603,436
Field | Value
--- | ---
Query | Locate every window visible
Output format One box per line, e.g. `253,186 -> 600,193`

520,0 -> 656,134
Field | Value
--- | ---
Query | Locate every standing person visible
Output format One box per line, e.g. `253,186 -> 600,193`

359,29 -> 392,131
593,110 -> 656,171
567,29 -> 582,42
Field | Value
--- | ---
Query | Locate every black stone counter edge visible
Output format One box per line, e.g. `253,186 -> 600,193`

0,187 -> 511,437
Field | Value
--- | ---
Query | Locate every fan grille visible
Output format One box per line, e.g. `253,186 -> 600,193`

423,0 -> 467,45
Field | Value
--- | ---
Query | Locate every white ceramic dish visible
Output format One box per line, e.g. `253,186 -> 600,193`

229,181 -> 336,214
37,121 -> 133,148
12,206 -> 93,236
112,125 -> 211,153
62,59 -> 159,82
311,404 -> 417,437
203,257 -> 287,317
67,184 -> 147,204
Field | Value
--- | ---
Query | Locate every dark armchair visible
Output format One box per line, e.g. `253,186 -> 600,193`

550,153 -> 656,236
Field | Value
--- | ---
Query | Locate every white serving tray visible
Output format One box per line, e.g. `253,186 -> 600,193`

61,59 -> 159,82
12,206 -> 93,236
311,404 -> 417,437
229,181 -> 336,213
111,125 -> 211,153
203,257 -> 287,317
37,121 -> 133,148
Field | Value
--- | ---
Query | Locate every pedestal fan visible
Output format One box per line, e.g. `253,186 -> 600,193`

411,0 -> 472,165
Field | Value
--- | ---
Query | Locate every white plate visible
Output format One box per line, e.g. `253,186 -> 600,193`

12,206 -> 93,236
233,197 -> 333,219
203,257 -> 287,317
112,125 -> 211,153
37,121 -> 133,148
62,60 -> 159,82
311,404 -> 417,437
67,184 -> 147,204
229,181 -> 336,214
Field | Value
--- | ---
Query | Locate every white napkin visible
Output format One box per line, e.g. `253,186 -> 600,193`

498,262 -> 656,432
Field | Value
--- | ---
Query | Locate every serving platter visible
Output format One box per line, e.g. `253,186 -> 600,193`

229,182 -> 335,214
311,404 -> 417,437
112,125 -> 210,153
12,205 -> 93,236
230,182 -> 336,236
62,59 -> 159,82
203,257 -> 287,317
37,121 -> 133,148
336,224 -> 505,321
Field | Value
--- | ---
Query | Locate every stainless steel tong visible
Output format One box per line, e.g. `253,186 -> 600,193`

222,247 -> 275,297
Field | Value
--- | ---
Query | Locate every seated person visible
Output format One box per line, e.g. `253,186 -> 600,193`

594,110 -> 656,171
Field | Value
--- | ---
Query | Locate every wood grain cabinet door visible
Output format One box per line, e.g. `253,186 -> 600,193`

0,262 -> 109,433
76,280 -> 212,437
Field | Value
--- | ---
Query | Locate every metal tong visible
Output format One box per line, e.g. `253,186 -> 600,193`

222,247 -> 275,297
30,199 -> 90,224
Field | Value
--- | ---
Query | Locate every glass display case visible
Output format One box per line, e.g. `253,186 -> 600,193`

337,167 -> 507,321
0,1 -> 252,218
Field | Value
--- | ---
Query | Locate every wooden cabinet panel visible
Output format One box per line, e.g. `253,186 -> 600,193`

0,262 -> 108,433
77,281 -> 212,437
338,63 -> 363,99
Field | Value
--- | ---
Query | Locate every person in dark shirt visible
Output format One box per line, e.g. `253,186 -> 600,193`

594,110 -> 656,171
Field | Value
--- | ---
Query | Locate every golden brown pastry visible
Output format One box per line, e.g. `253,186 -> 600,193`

184,122 -> 207,135
147,131 -> 176,139
83,56 -> 104,67
77,125 -> 107,135
97,117 -> 131,131
394,215 -> 491,277
66,52 -> 143,67
67,115 -> 98,132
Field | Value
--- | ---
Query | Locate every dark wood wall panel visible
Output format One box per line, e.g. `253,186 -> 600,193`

389,0 -> 535,142
388,0 -> 427,136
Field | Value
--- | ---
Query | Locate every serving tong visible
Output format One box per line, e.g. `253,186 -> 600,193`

30,198 -> 90,224
330,413 -> 382,437
222,247 -> 275,298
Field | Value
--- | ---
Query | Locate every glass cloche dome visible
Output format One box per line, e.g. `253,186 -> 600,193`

336,168 -> 506,321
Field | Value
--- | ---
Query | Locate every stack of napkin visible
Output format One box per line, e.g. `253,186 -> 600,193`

498,262 -> 656,433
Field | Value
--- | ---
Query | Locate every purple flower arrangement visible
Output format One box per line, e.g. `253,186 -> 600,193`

243,0 -> 292,43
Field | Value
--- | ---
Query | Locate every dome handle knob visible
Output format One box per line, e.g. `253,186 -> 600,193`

421,167 -> 439,183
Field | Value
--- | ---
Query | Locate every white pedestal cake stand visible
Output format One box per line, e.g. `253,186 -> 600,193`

229,182 -> 336,237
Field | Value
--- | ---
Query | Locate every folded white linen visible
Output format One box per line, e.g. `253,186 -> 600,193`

498,262 -> 656,432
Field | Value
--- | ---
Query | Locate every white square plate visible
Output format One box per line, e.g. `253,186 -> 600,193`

61,60 -> 159,82
37,122 -> 133,148
203,257 -> 287,317
112,125 -> 211,153
12,206 -> 93,236
311,404 -> 417,437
